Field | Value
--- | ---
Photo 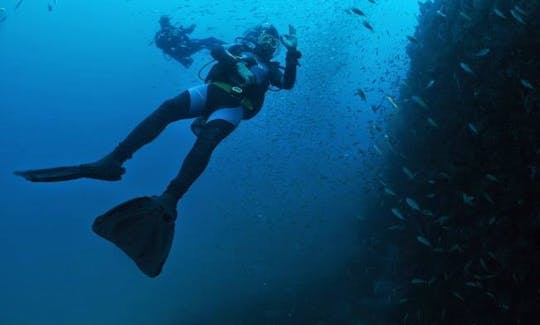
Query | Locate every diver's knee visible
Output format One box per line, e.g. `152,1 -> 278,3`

198,119 -> 235,142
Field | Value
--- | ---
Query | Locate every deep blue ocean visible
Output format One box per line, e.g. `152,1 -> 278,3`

0,1 -> 419,324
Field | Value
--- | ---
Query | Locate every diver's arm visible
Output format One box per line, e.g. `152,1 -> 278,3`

210,44 -> 244,65
270,49 -> 301,89
282,49 -> 301,89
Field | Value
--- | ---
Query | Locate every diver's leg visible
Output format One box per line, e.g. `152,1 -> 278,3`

15,86 -> 212,183
157,107 -> 244,211
104,85 -> 210,165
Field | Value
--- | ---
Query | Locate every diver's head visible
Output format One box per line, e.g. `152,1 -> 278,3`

240,23 -> 280,60
159,15 -> 172,29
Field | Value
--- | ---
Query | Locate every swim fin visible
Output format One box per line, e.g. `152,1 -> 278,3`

92,196 -> 177,278
14,157 -> 125,182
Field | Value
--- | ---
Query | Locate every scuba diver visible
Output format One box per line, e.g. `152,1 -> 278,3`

15,22 -> 302,277
154,15 -> 225,68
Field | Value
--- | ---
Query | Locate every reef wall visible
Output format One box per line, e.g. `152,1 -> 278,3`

376,0 -> 540,323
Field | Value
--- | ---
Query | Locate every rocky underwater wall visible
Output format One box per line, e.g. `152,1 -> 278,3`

372,0 -> 540,323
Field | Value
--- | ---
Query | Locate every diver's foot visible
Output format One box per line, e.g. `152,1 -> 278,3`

80,155 -> 126,181
153,193 -> 178,221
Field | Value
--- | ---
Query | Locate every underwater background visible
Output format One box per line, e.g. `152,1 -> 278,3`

1,0 -> 539,324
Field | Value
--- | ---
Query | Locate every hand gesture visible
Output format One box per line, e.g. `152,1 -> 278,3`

280,25 -> 298,50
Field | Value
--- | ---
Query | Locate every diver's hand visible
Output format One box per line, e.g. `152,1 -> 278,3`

236,62 -> 255,85
280,25 -> 298,50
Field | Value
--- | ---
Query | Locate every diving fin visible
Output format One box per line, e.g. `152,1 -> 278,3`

14,157 -> 125,182
92,196 -> 177,278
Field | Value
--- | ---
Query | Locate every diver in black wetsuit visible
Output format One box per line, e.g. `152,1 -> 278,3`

154,15 -> 225,68
15,23 -> 302,277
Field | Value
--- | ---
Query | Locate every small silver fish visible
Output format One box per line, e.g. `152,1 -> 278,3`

475,48 -> 491,57
453,292 -> 465,302
483,193 -> 495,205
391,208 -> 405,220
493,8 -> 507,19
427,117 -> 439,128
0,8 -> 6,23
459,11 -> 472,21
520,79 -> 534,90
386,96 -> 399,109
373,144 -> 382,155
406,197 -> 420,211
468,122 -> 479,134
411,95 -> 429,109
436,10 -> 447,18
465,281 -> 482,288
411,278 -> 427,285
425,79 -> 435,89
460,62 -> 475,75
485,174 -> 499,182
510,9 -> 526,24
384,187 -> 396,196
15,0 -> 23,10
435,215 -> 449,225
402,166 -> 415,179
417,235 -> 432,247
462,192 -> 475,206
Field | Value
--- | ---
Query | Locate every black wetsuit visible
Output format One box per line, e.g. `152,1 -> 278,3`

107,43 -> 302,204
154,20 -> 224,68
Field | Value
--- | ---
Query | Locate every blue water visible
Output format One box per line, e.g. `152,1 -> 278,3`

0,1 -> 419,323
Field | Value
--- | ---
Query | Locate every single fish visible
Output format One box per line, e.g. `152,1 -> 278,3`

384,187 -> 396,196
448,244 -> 463,253
355,88 -> 367,101
425,79 -> 435,89
462,192 -> 475,206
407,35 -> 418,44
391,208 -> 405,221
427,117 -> 439,128
362,20 -> 374,32
15,0 -> 23,10
480,258 -> 489,272
514,5 -> 527,16
417,235 -> 432,247
0,8 -> 6,22
465,281 -> 482,288
460,62 -> 475,75
351,7 -> 366,17
510,9 -> 526,24
373,143 -> 382,155
411,278 -> 427,285
475,48 -> 491,57
493,7 -> 507,19
436,10 -> 447,18
368,0 -> 376,3
386,96 -> 399,109
406,197 -> 420,211
426,193 -> 436,198
485,174 -> 499,182
402,166 -> 415,179
520,79 -> 534,90
436,215 -> 449,224
459,11 -> 472,21
453,292 -> 465,302
411,95 -> 429,109
468,122 -> 479,134
483,193 -> 495,205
